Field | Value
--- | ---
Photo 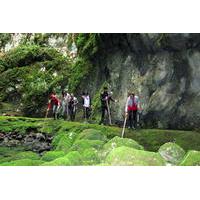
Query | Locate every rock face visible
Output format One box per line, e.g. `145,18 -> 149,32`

86,34 -> 200,130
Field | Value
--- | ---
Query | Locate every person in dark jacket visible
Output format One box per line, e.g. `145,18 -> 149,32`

99,87 -> 116,125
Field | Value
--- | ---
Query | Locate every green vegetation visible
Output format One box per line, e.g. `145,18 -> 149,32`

180,151 -> 200,166
105,146 -> 165,166
41,151 -> 66,162
0,116 -> 200,166
0,44 -> 69,117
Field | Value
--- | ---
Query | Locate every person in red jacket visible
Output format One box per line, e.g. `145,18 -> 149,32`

125,92 -> 139,129
47,92 -> 61,120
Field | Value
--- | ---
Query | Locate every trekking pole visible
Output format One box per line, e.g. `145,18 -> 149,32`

106,99 -> 112,125
121,114 -> 127,138
84,107 -> 87,123
66,101 -> 69,120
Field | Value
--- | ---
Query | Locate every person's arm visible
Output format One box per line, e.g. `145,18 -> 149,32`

74,98 -> 78,105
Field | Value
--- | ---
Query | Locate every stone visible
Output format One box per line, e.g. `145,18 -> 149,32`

102,136 -> 144,158
77,129 -> 107,141
180,150 -> 200,166
105,146 -> 165,166
158,142 -> 185,165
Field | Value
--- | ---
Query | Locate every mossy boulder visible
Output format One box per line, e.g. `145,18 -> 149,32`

42,151 -> 82,166
0,159 -> 44,166
70,139 -> 104,153
52,132 -> 76,152
180,151 -> 200,166
76,129 -> 107,141
102,136 -> 144,158
158,142 -> 185,165
105,146 -> 166,166
41,151 -> 66,162
0,151 -> 40,164
81,148 -> 101,165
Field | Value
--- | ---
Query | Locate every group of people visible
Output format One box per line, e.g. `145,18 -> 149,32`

47,90 -> 91,121
47,86 -> 142,129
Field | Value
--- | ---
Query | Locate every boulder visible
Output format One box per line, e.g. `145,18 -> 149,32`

102,136 -> 144,158
105,146 -> 165,166
180,150 -> 200,166
42,151 -> 82,166
70,139 -> 104,153
77,129 -> 107,141
41,151 -> 66,162
81,148 -> 100,165
52,132 -> 76,152
0,159 -> 44,166
158,142 -> 185,165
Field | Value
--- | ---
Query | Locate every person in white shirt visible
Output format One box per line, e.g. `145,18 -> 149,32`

81,92 -> 91,120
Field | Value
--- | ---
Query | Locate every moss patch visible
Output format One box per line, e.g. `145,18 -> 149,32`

180,151 -> 200,166
105,146 -> 166,166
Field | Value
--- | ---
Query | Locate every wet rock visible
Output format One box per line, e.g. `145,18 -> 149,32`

35,133 -> 45,141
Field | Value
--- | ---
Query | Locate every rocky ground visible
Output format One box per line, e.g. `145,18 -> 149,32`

0,116 -> 200,166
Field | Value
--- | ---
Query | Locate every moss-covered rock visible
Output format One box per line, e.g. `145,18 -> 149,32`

42,151 -> 82,166
0,151 -> 40,164
180,150 -> 200,166
76,129 -> 107,141
102,136 -> 144,158
52,132 -> 76,152
0,159 -> 44,166
41,151 -> 66,162
106,146 -> 166,166
158,142 -> 185,165
81,148 -> 100,165
71,139 -> 104,153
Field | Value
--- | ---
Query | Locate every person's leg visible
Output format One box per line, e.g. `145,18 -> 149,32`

128,110 -> 133,128
133,110 -> 137,128
99,106 -> 106,124
86,107 -> 89,119
54,105 -> 58,120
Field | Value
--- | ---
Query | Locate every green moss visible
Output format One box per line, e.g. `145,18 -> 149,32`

81,148 -> 100,165
101,136 -> 144,159
106,146 -> 166,166
0,159 -> 44,166
127,129 -> 200,152
54,135 -> 73,153
71,139 -> 104,153
77,129 -> 107,141
42,151 -> 82,166
180,151 -> 200,166
158,142 -> 185,165
41,151 -> 66,162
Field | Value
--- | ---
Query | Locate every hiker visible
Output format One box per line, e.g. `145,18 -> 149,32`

125,92 -> 140,129
81,92 -> 91,121
68,93 -> 78,121
61,90 -> 71,119
47,91 -> 61,120
99,87 -> 117,125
